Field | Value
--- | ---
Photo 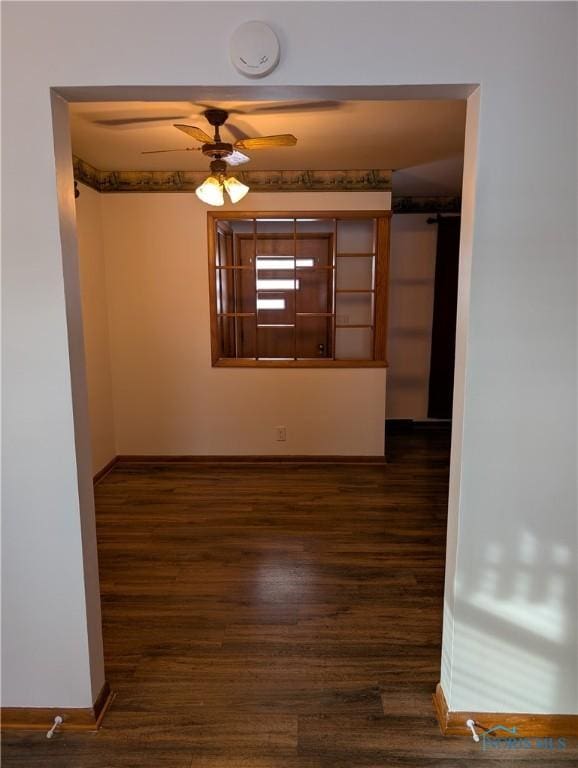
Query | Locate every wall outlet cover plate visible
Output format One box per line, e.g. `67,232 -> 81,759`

230,21 -> 280,79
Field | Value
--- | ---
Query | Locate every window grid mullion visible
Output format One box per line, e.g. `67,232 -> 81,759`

293,218 -> 297,361
253,219 -> 258,360
331,219 -> 337,360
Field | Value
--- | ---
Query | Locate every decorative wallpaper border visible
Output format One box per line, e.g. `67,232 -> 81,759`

73,156 -> 392,193
393,195 -> 461,214
73,156 -> 461,212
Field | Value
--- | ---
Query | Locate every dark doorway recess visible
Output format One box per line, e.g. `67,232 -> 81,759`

428,216 -> 461,418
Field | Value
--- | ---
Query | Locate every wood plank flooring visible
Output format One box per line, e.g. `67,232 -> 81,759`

3,429 -> 577,766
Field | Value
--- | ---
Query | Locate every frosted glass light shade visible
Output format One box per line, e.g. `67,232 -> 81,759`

224,176 -> 250,203
196,176 -> 225,206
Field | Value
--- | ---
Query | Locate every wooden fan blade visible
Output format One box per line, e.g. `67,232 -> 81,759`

195,101 -> 342,115
234,134 -> 297,150
173,124 -> 213,143
251,101 -> 342,114
141,147 -> 201,154
224,150 -> 250,167
95,115 -> 187,126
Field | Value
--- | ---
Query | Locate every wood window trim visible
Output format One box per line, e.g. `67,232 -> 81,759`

213,358 -> 389,368
207,211 -> 391,368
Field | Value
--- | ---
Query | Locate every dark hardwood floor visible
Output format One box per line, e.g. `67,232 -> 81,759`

3,429 -> 576,766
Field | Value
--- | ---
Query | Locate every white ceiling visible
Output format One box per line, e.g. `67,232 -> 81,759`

70,99 -> 466,195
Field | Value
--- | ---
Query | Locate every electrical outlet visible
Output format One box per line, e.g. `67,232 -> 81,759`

276,426 -> 287,442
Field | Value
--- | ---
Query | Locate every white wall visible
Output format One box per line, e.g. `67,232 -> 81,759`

2,1 -> 576,715
76,184 -> 116,473
386,214 -> 437,419
77,188 -> 390,463
1,93 -> 105,708
92,191 -> 389,457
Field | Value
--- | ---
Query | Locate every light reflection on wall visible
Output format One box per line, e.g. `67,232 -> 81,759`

462,533 -> 569,646
449,531 -> 573,713
452,622 -> 558,712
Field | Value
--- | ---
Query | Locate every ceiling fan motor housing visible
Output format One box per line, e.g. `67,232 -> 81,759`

202,141 -> 234,160
204,108 -> 229,128
202,109 -> 234,160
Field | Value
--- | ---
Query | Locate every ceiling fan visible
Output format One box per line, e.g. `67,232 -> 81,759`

143,108 -> 297,165
142,108 -> 297,206
90,100 -> 341,128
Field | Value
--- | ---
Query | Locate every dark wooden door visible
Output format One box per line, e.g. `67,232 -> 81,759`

236,234 -> 332,359
427,217 -> 460,419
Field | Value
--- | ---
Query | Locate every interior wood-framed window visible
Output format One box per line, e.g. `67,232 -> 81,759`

207,211 -> 390,368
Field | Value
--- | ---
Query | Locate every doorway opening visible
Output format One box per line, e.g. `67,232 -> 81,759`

53,85 -> 477,760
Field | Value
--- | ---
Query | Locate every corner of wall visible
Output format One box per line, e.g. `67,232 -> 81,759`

439,86 -> 480,708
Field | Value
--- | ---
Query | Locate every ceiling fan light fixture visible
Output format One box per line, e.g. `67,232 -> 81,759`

147,112 -> 296,206
195,175 -> 225,206
223,176 -> 250,203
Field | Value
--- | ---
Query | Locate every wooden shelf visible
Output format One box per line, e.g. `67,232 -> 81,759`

335,289 -> 375,294
218,313 -> 256,318
336,324 -> 374,329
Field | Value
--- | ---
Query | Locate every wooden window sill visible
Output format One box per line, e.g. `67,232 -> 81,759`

213,359 -> 388,369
